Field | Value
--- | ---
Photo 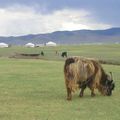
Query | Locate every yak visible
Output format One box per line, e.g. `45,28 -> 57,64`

64,57 -> 115,100
61,52 -> 67,58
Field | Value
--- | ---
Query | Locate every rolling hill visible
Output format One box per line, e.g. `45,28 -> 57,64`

0,27 -> 120,45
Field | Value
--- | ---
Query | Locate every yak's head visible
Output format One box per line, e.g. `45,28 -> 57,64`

105,72 -> 115,96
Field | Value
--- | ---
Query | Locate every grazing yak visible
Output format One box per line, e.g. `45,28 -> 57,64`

41,51 -> 44,56
61,52 -> 67,58
64,57 -> 115,100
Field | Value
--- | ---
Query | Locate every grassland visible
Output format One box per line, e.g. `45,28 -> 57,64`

0,44 -> 120,63
0,44 -> 119,120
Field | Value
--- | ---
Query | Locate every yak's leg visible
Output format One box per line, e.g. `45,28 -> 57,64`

91,88 -> 95,97
88,86 -> 95,97
87,81 -> 96,97
79,85 -> 86,97
66,87 -> 72,100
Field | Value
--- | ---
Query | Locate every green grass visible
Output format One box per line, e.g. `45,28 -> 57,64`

0,44 -> 119,120
0,44 -> 120,63
0,58 -> 120,120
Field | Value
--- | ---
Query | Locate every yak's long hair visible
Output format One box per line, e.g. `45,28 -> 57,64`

64,57 -> 108,94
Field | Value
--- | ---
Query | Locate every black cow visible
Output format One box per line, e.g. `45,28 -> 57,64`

61,52 -> 67,58
41,51 -> 44,56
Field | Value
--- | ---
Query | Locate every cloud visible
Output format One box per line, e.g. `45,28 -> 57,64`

0,0 -> 120,27
0,5 -> 112,36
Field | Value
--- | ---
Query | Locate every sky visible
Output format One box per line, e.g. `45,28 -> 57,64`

0,0 -> 119,36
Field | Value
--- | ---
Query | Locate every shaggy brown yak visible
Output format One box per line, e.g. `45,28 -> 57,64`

64,57 -> 115,100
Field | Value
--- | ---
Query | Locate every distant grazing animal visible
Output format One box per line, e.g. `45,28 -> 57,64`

55,51 -> 59,55
61,52 -> 67,58
64,56 -> 115,100
41,51 -> 44,56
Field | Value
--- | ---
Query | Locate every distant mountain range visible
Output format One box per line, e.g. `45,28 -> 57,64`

0,27 -> 120,45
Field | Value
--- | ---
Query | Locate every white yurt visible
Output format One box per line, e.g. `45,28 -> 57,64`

0,43 -> 8,48
25,43 -> 35,48
46,41 -> 57,46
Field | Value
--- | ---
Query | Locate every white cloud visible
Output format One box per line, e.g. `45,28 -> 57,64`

0,6 -> 112,36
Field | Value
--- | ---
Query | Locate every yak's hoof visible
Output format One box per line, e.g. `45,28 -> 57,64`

67,97 -> 72,101
79,93 -> 83,97
91,93 -> 95,97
